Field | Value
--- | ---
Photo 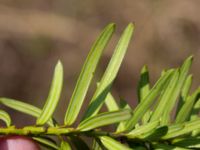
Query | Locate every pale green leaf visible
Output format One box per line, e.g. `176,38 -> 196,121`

64,23 -> 115,126
176,75 -> 193,115
99,81 -> 119,111
190,98 -> 200,136
33,137 -> 59,150
77,109 -> 131,131
92,139 -> 104,150
150,70 -> 179,122
142,110 -> 152,124
82,23 -> 134,119
100,136 -> 132,150
181,75 -> 193,100
0,109 -> 11,127
0,97 -> 54,126
103,87 -> 130,133
176,87 -> 200,123
126,120 -> 159,138
190,98 -> 200,121
125,69 -> 174,130
163,119 -> 200,139
137,65 -> 151,125
162,56 -> 193,124
105,92 -> 119,111
37,61 -> 63,125
116,99 -> 131,132
60,141 -> 72,150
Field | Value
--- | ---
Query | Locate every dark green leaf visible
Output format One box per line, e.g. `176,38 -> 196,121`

70,136 -> 90,150
116,99 -> 132,132
137,65 -> 150,102
141,126 -> 168,141
190,98 -> 200,121
173,137 -> 200,149
92,139 -> 104,150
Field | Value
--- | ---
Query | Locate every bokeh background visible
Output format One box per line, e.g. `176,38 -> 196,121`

0,0 -> 200,130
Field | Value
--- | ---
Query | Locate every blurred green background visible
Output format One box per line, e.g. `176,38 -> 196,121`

0,0 -> 200,127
